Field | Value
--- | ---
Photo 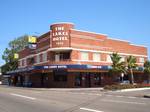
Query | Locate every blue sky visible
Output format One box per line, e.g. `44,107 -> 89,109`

0,0 -> 150,65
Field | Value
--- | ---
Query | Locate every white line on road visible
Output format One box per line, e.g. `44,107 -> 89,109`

106,95 -> 113,97
68,92 -> 102,96
87,93 -> 102,96
80,107 -> 104,112
115,95 -> 124,98
10,93 -> 36,100
102,99 -> 146,105
127,96 -> 137,99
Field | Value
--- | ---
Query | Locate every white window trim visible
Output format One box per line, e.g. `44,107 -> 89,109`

80,52 -> 89,61
42,52 -> 47,62
18,47 -> 148,63
93,53 -> 101,62
139,57 -> 145,63
107,55 -> 112,62
36,55 -> 40,63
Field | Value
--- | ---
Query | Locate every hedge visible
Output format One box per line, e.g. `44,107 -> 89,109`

104,84 -> 150,90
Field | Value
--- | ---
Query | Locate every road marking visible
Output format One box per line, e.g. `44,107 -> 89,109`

80,107 -> 104,112
106,95 -> 113,96
127,96 -> 136,99
95,94 -> 102,96
106,95 -> 138,99
67,92 -> 102,96
87,93 -> 102,96
10,93 -> 36,100
140,97 -> 147,100
102,99 -> 146,105
115,95 -> 124,98
80,93 -> 86,95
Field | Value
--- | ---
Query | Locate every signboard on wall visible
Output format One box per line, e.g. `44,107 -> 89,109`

14,53 -> 19,59
28,36 -> 37,43
28,36 -> 37,49
28,43 -> 37,49
50,23 -> 74,48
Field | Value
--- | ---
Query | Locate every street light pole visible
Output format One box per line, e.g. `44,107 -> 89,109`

121,73 -> 124,83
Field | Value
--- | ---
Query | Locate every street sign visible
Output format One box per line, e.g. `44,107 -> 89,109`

28,43 -> 37,49
14,53 -> 19,59
28,36 -> 37,43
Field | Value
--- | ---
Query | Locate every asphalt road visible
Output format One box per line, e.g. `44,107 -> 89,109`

0,86 -> 149,112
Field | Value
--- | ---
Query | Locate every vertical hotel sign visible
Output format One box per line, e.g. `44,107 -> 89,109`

28,36 -> 37,49
28,36 -> 37,43
14,53 -> 19,59
51,24 -> 71,48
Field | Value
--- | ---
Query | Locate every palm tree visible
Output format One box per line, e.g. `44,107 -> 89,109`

110,53 -> 126,83
126,56 -> 137,84
144,60 -> 150,84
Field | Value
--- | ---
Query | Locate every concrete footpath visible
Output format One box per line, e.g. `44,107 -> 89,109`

0,85 -> 150,112
1,85 -> 150,99
117,87 -> 150,92
0,85 -> 104,91
1,85 -> 150,92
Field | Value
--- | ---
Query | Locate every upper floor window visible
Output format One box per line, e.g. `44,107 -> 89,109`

54,52 -> 70,62
107,54 -> 112,62
80,52 -> 89,61
24,59 -> 27,66
28,57 -> 35,64
19,60 -> 22,67
93,53 -> 101,62
120,56 -> 125,62
22,60 -> 24,66
139,57 -> 145,63
36,55 -> 40,63
42,52 -> 47,62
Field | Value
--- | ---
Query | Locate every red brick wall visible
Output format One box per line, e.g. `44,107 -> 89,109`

18,23 -> 148,68
18,48 -> 31,59
36,33 -> 50,53
70,30 -> 147,56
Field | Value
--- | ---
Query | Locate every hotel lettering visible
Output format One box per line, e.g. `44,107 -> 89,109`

51,25 -> 71,47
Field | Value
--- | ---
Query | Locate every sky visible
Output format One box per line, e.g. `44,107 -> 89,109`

0,0 -> 150,66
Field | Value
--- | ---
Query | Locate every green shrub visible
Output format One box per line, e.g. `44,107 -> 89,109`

104,84 -> 150,90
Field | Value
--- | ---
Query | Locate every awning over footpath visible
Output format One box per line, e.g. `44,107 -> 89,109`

6,64 -> 144,75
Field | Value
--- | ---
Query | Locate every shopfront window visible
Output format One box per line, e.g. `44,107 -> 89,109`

93,74 -> 101,85
75,74 -> 82,87
53,70 -> 67,82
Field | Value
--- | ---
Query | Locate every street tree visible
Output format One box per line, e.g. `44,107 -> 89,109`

144,60 -> 150,84
109,53 -> 126,83
1,35 -> 29,74
126,56 -> 137,84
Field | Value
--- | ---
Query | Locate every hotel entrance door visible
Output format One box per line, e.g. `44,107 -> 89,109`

84,73 -> 91,87
83,73 -> 102,87
74,72 -> 101,87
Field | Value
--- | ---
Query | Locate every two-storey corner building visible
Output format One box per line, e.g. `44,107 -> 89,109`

8,22 -> 148,87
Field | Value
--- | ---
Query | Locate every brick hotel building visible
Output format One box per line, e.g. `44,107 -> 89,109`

7,22 -> 148,87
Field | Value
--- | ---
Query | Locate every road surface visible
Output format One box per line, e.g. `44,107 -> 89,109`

0,86 -> 149,112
